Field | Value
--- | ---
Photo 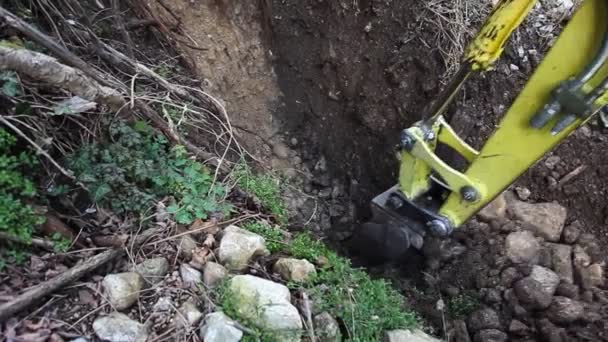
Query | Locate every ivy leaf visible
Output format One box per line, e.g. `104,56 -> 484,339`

0,71 -> 21,97
166,204 -> 179,214
93,183 -> 111,201
175,211 -> 193,224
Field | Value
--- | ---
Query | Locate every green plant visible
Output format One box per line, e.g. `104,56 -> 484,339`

242,221 -> 285,253
233,163 -> 287,223
51,233 -> 71,253
216,279 -> 282,342
447,292 -> 480,319
290,233 -> 418,341
0,70 -> 22,97
0,128 -> 44,267
70,121 -> 230,224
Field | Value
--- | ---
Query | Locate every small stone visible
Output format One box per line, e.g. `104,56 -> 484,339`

449,320 -> 471,342
423,238 -> 466,262
576,263 -> 604,289
273,258 -> 317,283
70,338 -> 88,342
500,267 -> 521,287
203,262 -> 228,288
546,243 -> 573,283
555,282 -> 579,299
179,234 -> 198,259
133,257 -> 169,285
199,312 -> 243,342
478,194 -> 507,222
176,301 -> 203,328
180,264 -> 203,287
383,329 -> 442,342
573,245 -> 591,267
505,231 -> 540,264
515,187 -> 531,200
314,312 -> 341,342
514,266 -> 560,309
228,275 -> 302,341
467,308 -> 501,332
544,156 -> 561,169
441,284 -> 461,297
93,312 -> 148,342
537,318 -> 567,342
102,272 -> 144,310
509,64 -> 520,71
483,289 -> 502,304
508,320 -> 530,336
561,223 -> 581,244
474,329 -> 507,342
508,201 -> 567,242
219,225 -> 269,271
290,137 -> 298,146
546,296 -> 584,324
273,142 -> 290,159
153,297 -> 173,311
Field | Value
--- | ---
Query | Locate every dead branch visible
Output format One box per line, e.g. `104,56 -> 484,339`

0,227 -> 160,322
112,0 -> 135,60
0,116 -> 78,181
301,291 -> 316,342
0,46 -> 125,110
0,6 -> 225,170
0,6 -> 123,91
0,231 -> 55,251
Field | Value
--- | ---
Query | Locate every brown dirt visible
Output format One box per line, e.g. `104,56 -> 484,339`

264,0 -> 608,340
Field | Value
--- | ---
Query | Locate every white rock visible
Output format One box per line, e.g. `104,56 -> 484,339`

200,312 -> 243,342
133,257 -> 169,284
219,226 -> 269,271
547,243 -> 573,284
384,329 -> 442,342
180,263 -> 203,287
505,231 -> 540,264
179,234 -> 198,259
273,142 -> 290,159
203,262 -> 228,288
314,312 -> 341,342
228,275 -> 302,341
153,297 -> 173,312
177,301 -> 203,328
273,258 -> 317,283
478,194 -> 507,222
93,312 -> 148,342
102,272 -> 144,310
508,201 -> 567,241
547,296 -> 584,324
514,266 -> 560,309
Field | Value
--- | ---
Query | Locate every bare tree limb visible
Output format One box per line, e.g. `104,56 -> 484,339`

0,227 -> 160,322
0,6 -> 123,91
0,46 -> 125,110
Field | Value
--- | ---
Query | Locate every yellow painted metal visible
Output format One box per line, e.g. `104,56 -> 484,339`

436,116 -> 480,162
399,118 -> 480,199
440,0 -> 608,227
399,125 -> 436,199
465,0 -> 537,71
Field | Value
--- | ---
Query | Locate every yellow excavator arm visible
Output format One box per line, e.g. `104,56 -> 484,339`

360,0 -> 608,253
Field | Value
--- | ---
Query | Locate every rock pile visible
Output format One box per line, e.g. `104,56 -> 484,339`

432,193 -> 607,342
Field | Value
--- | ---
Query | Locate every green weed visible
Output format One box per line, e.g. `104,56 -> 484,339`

233,163 -> 287,223
0,128 -> 44,267
70,121 -> 230,224
291,233 -> 418,341
447,292 -> 481,319
51,233 -> 71,253
218,231 -> 419,341
242,221 -> 286,254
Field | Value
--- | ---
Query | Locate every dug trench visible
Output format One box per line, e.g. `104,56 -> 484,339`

262,0 -> 608,341
155,0 -> 608,340
2,0 -> 607,340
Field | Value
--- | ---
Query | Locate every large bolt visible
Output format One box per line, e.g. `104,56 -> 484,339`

460,186 -> 479,202
427,219 -> 452,237
399,130 -> 415,151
